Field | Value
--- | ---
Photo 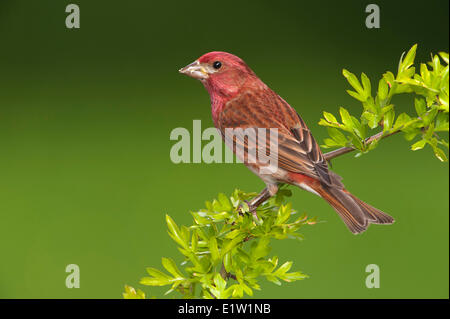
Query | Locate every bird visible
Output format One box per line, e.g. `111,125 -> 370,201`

179,51 -> 394,234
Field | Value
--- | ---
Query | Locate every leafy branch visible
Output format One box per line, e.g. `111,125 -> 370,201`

124,188 -> 315,299
320,44 -> 449,161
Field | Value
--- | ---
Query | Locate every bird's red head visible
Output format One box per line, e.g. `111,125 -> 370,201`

179,52 -> 260,99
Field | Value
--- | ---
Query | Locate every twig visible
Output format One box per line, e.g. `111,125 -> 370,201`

323,130 -> 400,161
220,263 -> 237,281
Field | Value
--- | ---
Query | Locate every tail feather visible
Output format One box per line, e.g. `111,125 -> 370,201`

348,193 -> 395,225
318,186 -> 394,234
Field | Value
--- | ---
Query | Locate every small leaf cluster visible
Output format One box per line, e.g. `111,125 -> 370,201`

123,188 -> 315,299
122,285 -> 146,299
319,44 -> 449,161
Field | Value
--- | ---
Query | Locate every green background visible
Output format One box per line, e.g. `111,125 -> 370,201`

0,0 -> 448,299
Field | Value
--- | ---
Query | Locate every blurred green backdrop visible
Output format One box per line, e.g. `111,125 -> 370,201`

0,0 -> 448,299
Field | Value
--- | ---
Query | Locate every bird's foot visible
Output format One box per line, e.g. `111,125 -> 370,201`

237,200 -> 260,222
251,210 -> 260,222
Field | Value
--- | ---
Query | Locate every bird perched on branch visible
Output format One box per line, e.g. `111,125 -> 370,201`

179,52 -> 394,234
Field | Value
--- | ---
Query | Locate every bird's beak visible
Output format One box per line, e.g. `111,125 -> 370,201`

179,60 -> 209,81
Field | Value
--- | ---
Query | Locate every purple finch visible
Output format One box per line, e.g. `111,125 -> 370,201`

179,52 -> 394,234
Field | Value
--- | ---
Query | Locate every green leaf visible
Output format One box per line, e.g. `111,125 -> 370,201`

439,52 -> 449,64
146,267 -> 172,280
323,111 -> 338,123
209,236 -> 220,265
394,113 -> 412,130
266,274 -> 282,286
403,128 -> 420,141
339,107 -> 353,130
367,138 -> 379,151
213,273 -> 227,292
343,69 -> 364,95
383,71 -> 395,87
327,127 -> 348,145
251,237 -> 271,260
140,276 -> 172,286
347,90 -> 365,102
322,138 -> 341,148
362,111 -> 379,129
422,107 -> 439,126
420,63 -> 431,85
123,285 -> 146,299
274,261 -> 293,276
439,90 -> 449,111
431,54 -> 441,74
224,229 -> 241,239
230,284 -> 244,297
425,123 -> 435,140
162,257 -> 184,279
223,252 -> 232,273
361,72 -> 372,99
398,44 -> 417,74
414,98 -> 427,117
275,204 -> 292,225
166,214 -> 188,249
191,230 -> 198,251
435,112 -> 449,132
222,234 -> 246,256
241,283 -> 253,296
350,134 -> 364,151
364,97 -> 378,113
318,118 -> 332,127
377,78 -> 389,101
217,193 -> 232,211
383,109 -> 395,132
411,139 -> 427,151
283,271 -> 308,282
433,147 -> 448,162
351,116 -> 365,139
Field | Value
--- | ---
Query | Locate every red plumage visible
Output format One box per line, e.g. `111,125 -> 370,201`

180,52 -> 394,234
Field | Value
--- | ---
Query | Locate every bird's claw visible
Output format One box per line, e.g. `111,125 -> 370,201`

238,200 -> 260,222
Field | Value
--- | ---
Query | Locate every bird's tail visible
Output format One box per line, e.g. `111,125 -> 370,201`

316,185 -> 394,234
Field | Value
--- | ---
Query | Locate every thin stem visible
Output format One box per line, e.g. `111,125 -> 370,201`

323,130 -> 400,161
220,263 -> 237,281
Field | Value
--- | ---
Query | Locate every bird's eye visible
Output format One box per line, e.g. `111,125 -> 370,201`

212,61 -> 222,69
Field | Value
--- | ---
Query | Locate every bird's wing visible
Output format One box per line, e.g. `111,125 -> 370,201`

218,88 -> 332,185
